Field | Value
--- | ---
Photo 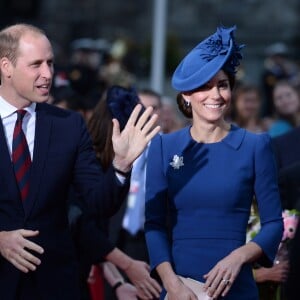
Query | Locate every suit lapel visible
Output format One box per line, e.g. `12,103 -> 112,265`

23,103 -> 52,216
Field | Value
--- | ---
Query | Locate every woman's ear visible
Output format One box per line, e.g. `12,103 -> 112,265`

181,93 -> 191,108
182,92 -> 192,104
182,92 -> 191,101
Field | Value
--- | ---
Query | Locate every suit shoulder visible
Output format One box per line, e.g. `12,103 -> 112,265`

273,126 -> 300,145
37,102 -> 83,121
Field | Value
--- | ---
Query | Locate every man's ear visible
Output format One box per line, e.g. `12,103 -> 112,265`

0,57 -> 13,78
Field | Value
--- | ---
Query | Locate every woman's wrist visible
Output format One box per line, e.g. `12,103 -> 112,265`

157,262 -> 180,291
164,275 -> 182,292
106,248 -> 134,272
120,257 -> 134,272
112,279 -> 125,293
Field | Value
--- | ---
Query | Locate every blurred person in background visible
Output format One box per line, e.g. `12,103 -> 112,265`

261,42 -> 300,117
99,38 -> 136,88
51,85 -> 83,111
51,71 -> 102,122
272,125 -> 300,211
266,80 -> 300,138
230,83 -> 267,133
160,97 -> 185,133
67,38 -> 108,96
272,126 -> 300,300
73,86 -> 162,300
107,88 -> 163,299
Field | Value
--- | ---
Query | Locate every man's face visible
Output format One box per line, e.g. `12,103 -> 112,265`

8,32 -> 54,107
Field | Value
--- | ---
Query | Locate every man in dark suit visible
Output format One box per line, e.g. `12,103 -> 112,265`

271,126 -> 300,299
0,23 -> 160,300
272,126 -> 300,210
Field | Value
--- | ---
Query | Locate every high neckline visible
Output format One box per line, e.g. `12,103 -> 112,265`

188,124 -> 233,145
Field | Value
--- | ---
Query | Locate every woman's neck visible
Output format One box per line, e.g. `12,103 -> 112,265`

190,120 -> 231,143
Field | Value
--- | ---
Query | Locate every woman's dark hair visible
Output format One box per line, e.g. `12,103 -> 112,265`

87,92 -> 114,171
176,70 -> 235,119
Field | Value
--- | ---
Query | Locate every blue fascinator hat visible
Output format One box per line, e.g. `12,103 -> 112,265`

172,25 -> 244,92
106,85 -> 141,130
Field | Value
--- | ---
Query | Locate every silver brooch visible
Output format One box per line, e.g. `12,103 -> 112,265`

170,155 -> 184,170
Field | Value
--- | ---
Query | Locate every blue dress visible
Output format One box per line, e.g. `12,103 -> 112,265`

145,125 -> 283,300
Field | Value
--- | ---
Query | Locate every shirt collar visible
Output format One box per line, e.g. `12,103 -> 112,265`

0,96 -> 36,119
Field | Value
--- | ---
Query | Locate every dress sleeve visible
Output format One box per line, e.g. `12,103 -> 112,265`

144,134 -> 172,275
252,133 -> 284,267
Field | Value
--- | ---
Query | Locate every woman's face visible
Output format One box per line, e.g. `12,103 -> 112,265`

235,90 -> 261,120
273,84 -> 300,116
183,70 -> 231,124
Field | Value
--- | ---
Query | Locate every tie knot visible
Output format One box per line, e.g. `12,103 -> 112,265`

16,109 -> 27,121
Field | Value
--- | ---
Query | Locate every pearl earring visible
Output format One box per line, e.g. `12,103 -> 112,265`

184,100 -> 190,108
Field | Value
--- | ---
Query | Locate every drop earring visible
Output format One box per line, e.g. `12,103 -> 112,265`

184,100 -> 190,108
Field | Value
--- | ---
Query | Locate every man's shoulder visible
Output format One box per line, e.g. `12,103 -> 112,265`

273,126 -> 300,145
36,102 -> 83,121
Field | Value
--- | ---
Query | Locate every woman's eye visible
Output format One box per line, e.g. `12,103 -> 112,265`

219,82 -> 229,89
197,84 -> 210,91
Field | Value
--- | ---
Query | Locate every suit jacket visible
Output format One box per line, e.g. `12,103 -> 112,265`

271,126 -> 300,210
0,103 -> 129,300
271,126 -> 300,169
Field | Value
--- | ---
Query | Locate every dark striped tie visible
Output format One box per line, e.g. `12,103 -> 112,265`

12,110 -> 31,201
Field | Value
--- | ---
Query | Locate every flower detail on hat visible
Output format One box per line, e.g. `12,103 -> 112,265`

170,155 -> 184,170
107,85 -> 142,130
198,26 -> 244,74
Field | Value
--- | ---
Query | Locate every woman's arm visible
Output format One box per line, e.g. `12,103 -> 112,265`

203,241 -> 263,299
102,262 -> 138,300
156,262 -> 197,300
105,247 -> 161,299
251,134 -> 284,265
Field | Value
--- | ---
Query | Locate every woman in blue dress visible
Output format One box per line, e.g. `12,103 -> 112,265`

144,26 -> 283,300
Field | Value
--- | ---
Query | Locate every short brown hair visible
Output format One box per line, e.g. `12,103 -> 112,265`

0,23 -> 45,65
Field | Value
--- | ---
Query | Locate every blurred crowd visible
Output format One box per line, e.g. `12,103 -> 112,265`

49,37 -> 300,141
50,37 -> 185,134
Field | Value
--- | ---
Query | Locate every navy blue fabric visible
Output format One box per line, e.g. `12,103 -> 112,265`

0,103 -> 129,300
